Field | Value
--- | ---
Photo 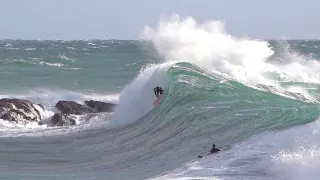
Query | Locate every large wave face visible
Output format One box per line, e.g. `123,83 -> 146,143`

111,60 -> 318,180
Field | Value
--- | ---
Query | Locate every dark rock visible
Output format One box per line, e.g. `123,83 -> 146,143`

55,100 -> 93,115
51,100 -> 116,126
0,107 -> 6,114
0,98 -> 116,126
1,112 -> 15,122
84,100 -> 116,112
0,98 -> 43,123
51,113 -> 76,126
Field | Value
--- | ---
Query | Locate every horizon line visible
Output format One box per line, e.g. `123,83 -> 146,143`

1,38 -> 320,41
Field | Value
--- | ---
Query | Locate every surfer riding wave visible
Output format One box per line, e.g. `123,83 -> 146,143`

153,86 -> 164,99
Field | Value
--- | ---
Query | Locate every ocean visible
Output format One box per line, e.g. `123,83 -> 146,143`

0,16 -> 319,180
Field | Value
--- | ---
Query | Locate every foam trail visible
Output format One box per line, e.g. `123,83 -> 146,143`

141,14 -> 320,99
110,63 -> 172,128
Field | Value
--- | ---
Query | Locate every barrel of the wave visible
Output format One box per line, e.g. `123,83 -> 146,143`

152,95 -> 163,106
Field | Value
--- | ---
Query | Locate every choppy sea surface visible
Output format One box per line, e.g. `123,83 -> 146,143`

0,15 -> 319,180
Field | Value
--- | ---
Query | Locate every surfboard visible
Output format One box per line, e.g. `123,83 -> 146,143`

152,95 -> 162,106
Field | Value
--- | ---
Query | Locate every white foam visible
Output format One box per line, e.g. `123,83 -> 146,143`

58,54 -> 76,62
66,46 -> 76,50
266,117 -> 320,180
141,14 -> 320,102
25,48 -> 36,51
4,43 -> 12,47
6,47 -> 19,50
39,61 -> 64,67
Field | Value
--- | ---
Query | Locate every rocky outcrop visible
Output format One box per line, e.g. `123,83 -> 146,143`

51,113 -> 76,126
0,98 -> 43,123
55,100 -> 93,115
0,98 -> 116,127
50,100 -> 116,126
54,100 -> 116,115
84,100 -> 116,112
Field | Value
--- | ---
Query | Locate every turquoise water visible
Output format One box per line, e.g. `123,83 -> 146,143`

0,33 -> 319,179
0,40 -> 152,93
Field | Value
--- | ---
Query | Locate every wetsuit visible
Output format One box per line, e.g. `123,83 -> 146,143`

154,88 -> 157,97
210,147 -> 221,154
154,87 -> 163,98
159,88 -> 163,95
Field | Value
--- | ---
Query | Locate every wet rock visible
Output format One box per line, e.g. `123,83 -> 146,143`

84,100 -> 116,112
0,98 -> 43,123
50,100 -> 117,127
51,113 -> 76,126
55,100 -> 93,115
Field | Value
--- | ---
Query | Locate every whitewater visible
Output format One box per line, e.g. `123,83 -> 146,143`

0,15 -> 319,180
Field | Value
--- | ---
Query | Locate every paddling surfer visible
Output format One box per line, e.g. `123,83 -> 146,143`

210,144 -> 221,154
197,143 -> 221,158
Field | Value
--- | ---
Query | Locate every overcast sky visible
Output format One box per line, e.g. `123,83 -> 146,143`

0,0 -> 319,40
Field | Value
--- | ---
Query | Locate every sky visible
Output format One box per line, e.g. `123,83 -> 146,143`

0,0 -> 319,40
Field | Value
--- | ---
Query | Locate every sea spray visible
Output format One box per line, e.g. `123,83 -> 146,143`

141,14 -> 320,102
